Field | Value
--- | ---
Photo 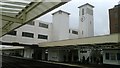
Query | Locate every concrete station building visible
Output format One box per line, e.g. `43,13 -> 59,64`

1,3 -> 120,65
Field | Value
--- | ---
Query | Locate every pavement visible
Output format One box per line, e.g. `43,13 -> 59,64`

1,55 -> 120,68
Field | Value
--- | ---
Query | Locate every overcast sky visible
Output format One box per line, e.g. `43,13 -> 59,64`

37,0 -> 120,36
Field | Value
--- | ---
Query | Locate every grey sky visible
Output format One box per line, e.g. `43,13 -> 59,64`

37,0 -> 120,36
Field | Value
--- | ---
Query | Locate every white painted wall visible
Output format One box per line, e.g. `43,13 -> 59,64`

2,20 -> 51,44
79,4 -> 94,38
103,49 -> 120,65
52,10 -> 69,41
69,29 -> 79,39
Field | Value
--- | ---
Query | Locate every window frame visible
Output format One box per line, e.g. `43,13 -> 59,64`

38,34 -> 48,40
22,32 -> 34,38
7,31 -> 17,36
39,23 -> 48,28
105,53 -> 109,60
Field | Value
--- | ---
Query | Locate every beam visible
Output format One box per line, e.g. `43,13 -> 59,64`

1,15 -> 23,23
1,1 -> 70,37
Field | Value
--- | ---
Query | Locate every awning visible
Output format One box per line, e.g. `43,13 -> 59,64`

38,33 -> 120,47
0,0 -> 70,37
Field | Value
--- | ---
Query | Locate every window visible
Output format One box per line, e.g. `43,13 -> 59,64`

110,53 -> 116,60
39,23 -> 48,28
22,32 -> 34,38
86,8 -> 93,15
105,53 -> 109,60
117,53 -> 120,60
27,21 -> 35,25
72,30 -> 78,34
80,51 -> 87,53
38,34 -> 48,39
82,30 -> 84,35
7,31 -> 17,36
82,8 -> 84,15
90,21 -> 91,24
69,29 -> 70,33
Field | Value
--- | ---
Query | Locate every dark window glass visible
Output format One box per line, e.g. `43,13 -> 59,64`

105,53 -> 109,60
72,30 -> 78,34
22,32 -> 34,38
69,29 -> 70,33
27,21 -> 35,25
80,51 -> 87,53
38,34 -> 48,39
82,8 -> 84,15
82,31 -> 83,35
7,31 -> 17,36
39,23 -> 48,28
117,53 -> 120,60
111,53 -> 116,60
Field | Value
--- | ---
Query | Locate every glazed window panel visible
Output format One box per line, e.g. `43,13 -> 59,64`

105,53 -> 109,60
82,8 -> 84,15
27,21 -> 35,25
7,31 -> 17,36
117,53 -> 120,60
22,32 -> 34,38
72,30 -> 78,34
38,34 -> 48,39
39,23 -> 48,28
110,53 -> 116,60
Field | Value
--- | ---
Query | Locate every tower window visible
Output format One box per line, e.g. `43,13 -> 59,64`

82,31 -> 84,35
82,8 -> 84,15
90,21 -> 91,24
69,29 -> 70,33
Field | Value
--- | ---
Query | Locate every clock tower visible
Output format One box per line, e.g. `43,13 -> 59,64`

78,3 -> 94,38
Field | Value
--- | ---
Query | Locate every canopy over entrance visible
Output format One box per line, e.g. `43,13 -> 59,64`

0,0 -> 70,37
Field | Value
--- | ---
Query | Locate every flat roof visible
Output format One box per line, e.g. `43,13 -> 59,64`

38,33 -> 120,47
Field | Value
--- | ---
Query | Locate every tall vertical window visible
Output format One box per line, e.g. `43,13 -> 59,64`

69,29 -> 70,33
117,53 -> 120,60
38,34 -> 48,39
22,32 -> 34,38
105,53 -> 109,60
82,31 -> 83,35
7,31 -> 17,36
82,8 -> 84,15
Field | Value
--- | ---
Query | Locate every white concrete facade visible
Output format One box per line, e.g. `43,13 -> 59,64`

52,10 -> 70,41
2,20 -> 52,45
69,29 -> 79,39
78,3 -> 94,38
